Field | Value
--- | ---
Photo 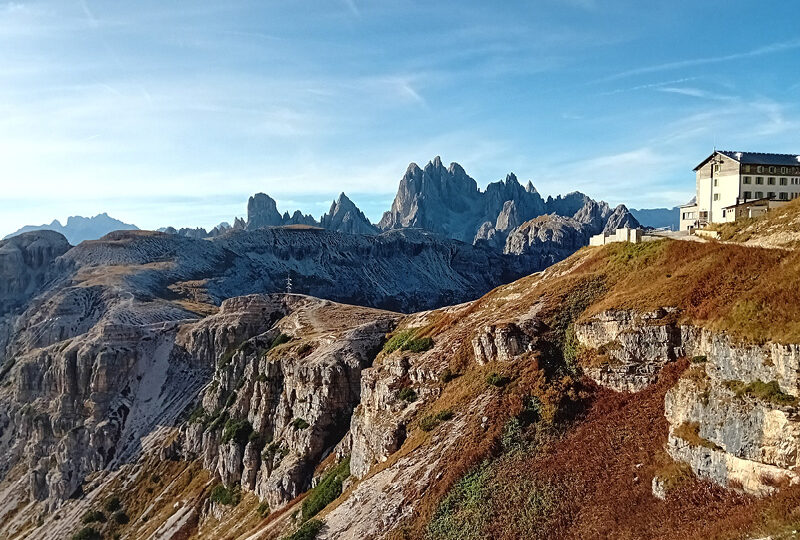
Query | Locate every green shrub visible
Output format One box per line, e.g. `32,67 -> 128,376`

383,330 -> 434,354
257,501 -> 271,518
397,387 -> 417,402
419,410 -> 454,432
405,336 -> 434,352
112,511 -> 129,525
439,369 -> 458,384
283,519 -> 324,540
256,373 -> 268,383
426,462 -> 490,539
81,510 -> 106,524
209,484 -> 241,506
271,333 -> 292,350
103,495 -> 121,513
224,391 -> 238,409
72,527 -> 102,540
383,330 -> 415,354
301,457 -> 350,521
485,372 -> 510,387
206,410 -> 228,432
263,442 -> 289,463
187,405 -> 206,424
724,379 -> 798,406
690,355 -> 708,364
291,418 -> 310,430
150,473 -> 161,484
222,418 -> 254,446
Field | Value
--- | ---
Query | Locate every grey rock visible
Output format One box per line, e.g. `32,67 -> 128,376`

319,193 -> 377,235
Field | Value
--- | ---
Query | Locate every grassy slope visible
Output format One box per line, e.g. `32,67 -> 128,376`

709,197 -> 800,248
385,237 -> 800,539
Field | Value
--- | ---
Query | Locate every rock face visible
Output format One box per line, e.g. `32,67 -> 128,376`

503,215 -> 591,268
575,309 -> 682,392
0,231 -> 70,314
379,157 -> 639,254
664,329 -> 800,496
247,193 -> 290,230
575,308 -> 800,496
319,193 -> 378,235
175,295 -> 398,510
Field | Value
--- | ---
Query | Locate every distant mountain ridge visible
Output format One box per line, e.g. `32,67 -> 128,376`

5,213 -> 138,245
629,207 -> 680,230
164,157 -> 641,260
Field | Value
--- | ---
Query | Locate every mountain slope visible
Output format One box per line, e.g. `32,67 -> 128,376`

3,229 -> 800,539
4,213 -> 138,244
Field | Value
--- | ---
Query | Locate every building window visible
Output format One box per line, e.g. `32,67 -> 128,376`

757,166 -> 764,173
768,192 -> 775,199
744,165 -> 751,173
756,191 -> 764,198
714,164 -> 720,173
769,166 -> 776,173
743,176 -> 751,184
756,177 -> 764,184
743,191 -> 752,199
780,192 -> 789,200
713,193 -> 720,201
781,167 -> 788,174
781,178 -> 788,186
768,177 -> 776,185
713,178 -> 718,187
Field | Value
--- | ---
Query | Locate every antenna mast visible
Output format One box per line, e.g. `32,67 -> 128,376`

285,272 -> 293,294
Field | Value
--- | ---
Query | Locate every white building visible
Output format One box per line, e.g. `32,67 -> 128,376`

679,151 -> 800,230
589,227 -> 642,246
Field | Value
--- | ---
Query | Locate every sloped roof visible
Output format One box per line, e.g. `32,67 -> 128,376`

718,151 -> 800,166
680,196 -> 697,208
695,151 -> 800,170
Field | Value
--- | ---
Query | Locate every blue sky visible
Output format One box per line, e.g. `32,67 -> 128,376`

1,0 -> 799,236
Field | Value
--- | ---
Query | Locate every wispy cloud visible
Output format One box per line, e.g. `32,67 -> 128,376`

343,0 -> 360,17
657,86 -> 735,101
601,39 -> 800,82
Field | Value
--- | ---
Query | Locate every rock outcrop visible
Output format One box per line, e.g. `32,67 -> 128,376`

0,231 -> 70,314
574,309 -> 682,392
574,308 -> 800,496
319,193 -> 378,235
176,296 -> 398,509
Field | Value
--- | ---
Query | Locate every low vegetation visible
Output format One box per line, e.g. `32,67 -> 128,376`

291,417 -> 310,430
209,484 -> 241,506
301,457 -> 350,521
283,519 -> 324,540
723,380 -> 798,406
81,510 -> 106,524
72,528 -> 102,540
383,329 -> 434,354
221,418 -> 254,446
485,372 -> 510,387
398,386 -> 417,402
673,421 -> 721,450
419,410 -> 454,432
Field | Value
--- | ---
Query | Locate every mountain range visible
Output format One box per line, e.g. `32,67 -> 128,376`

162,157 -> 642,265
4,213 -> 139,245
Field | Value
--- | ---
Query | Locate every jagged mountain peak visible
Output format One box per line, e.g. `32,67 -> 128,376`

320,193 -> 377,235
